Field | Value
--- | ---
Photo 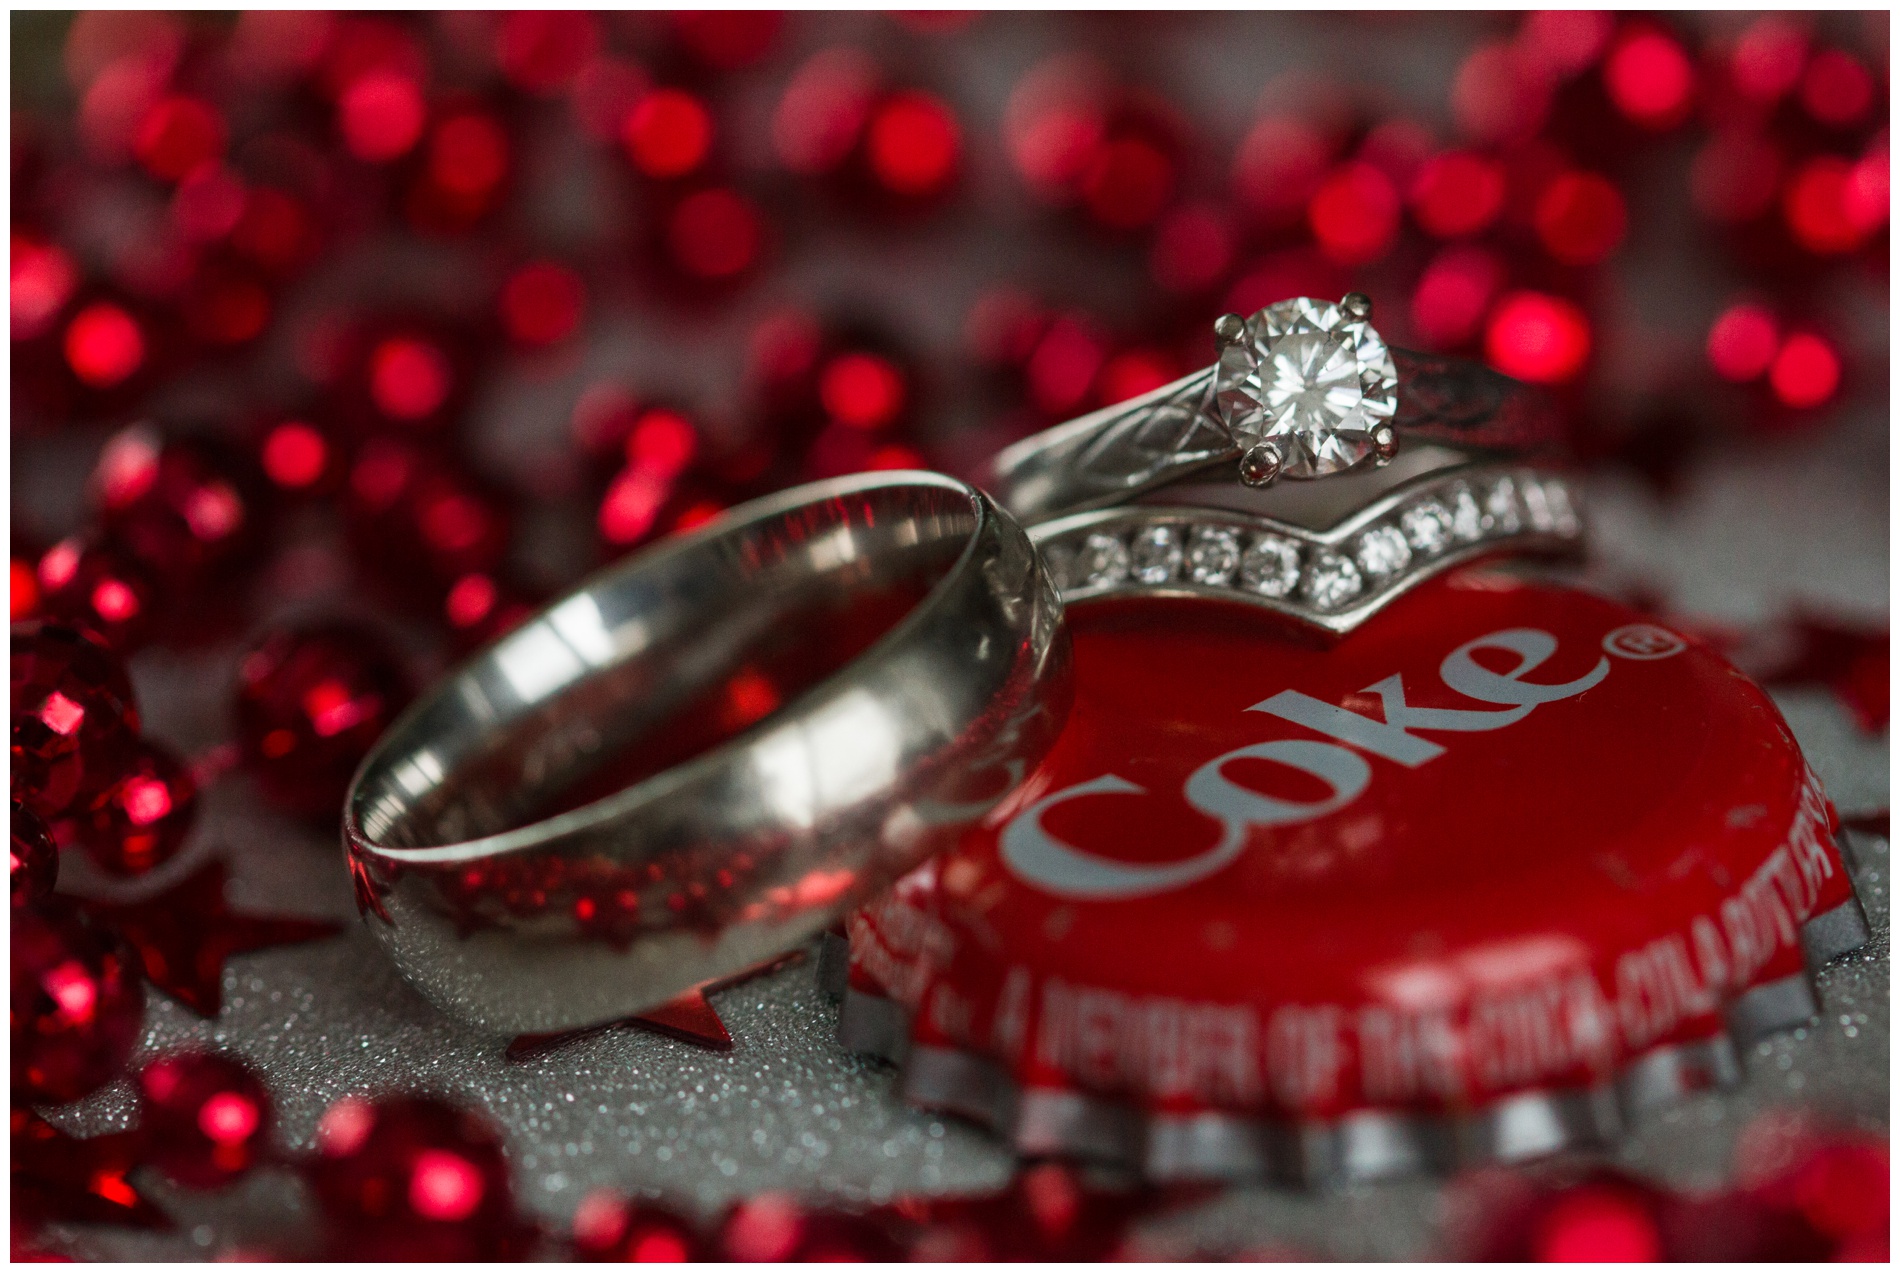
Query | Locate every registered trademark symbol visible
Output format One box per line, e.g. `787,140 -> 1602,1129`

1603,624 -> 1688,660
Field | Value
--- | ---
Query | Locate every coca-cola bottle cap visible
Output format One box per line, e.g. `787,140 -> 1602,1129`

833,571 -> 1866,1184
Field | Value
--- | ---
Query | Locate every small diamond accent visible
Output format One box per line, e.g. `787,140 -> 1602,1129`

1544,479 -> 1579,534
1075,532 -> 1129,588
1483,476 -> 1522,534
1399,500 -> 1454,556
1128,525 -> 1184,584
1186,526 -> 1241,585
1520,476 -> 1579,535
1239,534 -> 1301,598
1355,524 -> 1412,582
1447,483 -> 1485,542
1302,551 -> 1364,610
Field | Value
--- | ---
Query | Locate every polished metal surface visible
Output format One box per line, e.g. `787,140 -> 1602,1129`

345,472 -> 1071,1035
982,344 -> 1561,527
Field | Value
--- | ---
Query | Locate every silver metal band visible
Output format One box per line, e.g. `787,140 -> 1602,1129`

345,471 -> 1071,1035
1029,458 -> 1585,636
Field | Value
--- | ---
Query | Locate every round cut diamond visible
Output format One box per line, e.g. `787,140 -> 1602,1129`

1186,526 -> 1241,585
1128,525 -> 1183,584
1355,525 -> 1412,582
1301,551 -> 1364,610
1214,297 -> 1398,479
1238,534 -> 1301,598
1075,532 -> 1129,588
1400,500 -> 1454,556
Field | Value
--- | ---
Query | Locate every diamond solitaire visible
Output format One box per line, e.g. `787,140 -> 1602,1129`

1213,294 -> 1400,485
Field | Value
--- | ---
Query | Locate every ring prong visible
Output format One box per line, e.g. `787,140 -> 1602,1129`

1213,312 -> 1247,346
1372,424 -> 1398,466
1239,442 -> 1284,487
1341,292 -> 1373,321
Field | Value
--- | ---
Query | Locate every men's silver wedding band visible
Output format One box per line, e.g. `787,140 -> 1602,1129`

344,471 -> 1070,1035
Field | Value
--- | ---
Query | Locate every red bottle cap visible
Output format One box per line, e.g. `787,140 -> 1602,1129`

835,571 -> 1865,1183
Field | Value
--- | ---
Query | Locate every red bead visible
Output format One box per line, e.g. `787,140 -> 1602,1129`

73,740 -> 197,877
307,1095 -> 533,1260
91,425 -> 270,597
11,900 -> 145,1104
12,799 -> 59,904
35,535 -> 160,651
343,440 -> 514,598
719,1194 -> 903,1262
232,623 -> 411,821
910,1163 -> 1137,1260
136,1050 -> 272,1188
442,571 -> 539,655
570,1190 -> 707,1261
11,622 -> 141,820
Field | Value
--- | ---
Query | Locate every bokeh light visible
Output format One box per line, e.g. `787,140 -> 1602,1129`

1484,290 -> 1591,383
1705,303 -> 1779,382
1604,28 -> 1695,129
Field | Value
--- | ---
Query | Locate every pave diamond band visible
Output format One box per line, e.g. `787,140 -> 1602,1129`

1031,466 -> 1584,635
983,294 -> 1562,527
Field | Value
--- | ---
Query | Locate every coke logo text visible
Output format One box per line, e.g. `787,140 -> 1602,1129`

1002,626 -> 1613,899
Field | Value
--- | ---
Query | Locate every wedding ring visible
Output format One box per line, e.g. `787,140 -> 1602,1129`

1031,456 -> 1585,635
344,472 -> 1070,1035
984,293 -> 1564,526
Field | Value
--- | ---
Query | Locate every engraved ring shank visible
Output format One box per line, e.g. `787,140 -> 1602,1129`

983,347 -> 1563,526
343,472 -> 1071,1035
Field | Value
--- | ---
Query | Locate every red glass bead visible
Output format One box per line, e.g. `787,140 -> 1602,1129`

657,184 -> 767,287
343,440 -> 514,598
1707,302 -> 1780,382
1602,26 -> 1696,130
91,425 -> 270,597
257,417 -> 343,496
10,538 -> 42,622
11,622 -> 140,820
442,571 -> 539,656
668,11 -> 783,74
1533,170 -> 1627,265
1768,332 -> 1841,410
911,1163 -> 1138,1261
338,71 -> 427,163
11,231 -> 78,342
570,1189 -> 707,1261
63,300 -> 147,391
35,535 -> 160,651
499,260 -> 586,348
12,799 -> 59,904
73,740 -> 197,877
1308,160 -> 1401,265
11,900 -> 145,1105
307,1094 -> 533,1260
1484,290 -> 1593,384
496,11 -> 598,96
719,1193 -> 903,1262
407,107 -> 514,235
623,86 -> 715,181
232,623 -> 411,821
136,1050 -> 272,1189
